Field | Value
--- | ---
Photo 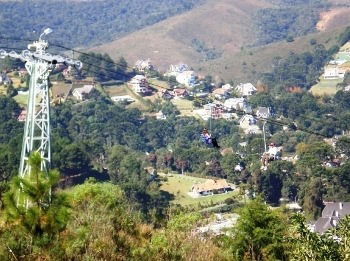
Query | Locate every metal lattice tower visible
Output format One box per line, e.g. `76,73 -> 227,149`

0,29 -> 82,205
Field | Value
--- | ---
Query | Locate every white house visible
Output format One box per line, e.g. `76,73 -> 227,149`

111,95 -> 135,103
134,59 -> 153,72
191,179 -> 232,197
166,63 -> 189,76
129,75 -> 150,95
239,115 -> 261,134
72,85 -> 94,100
176,71 -> 196,87
256,107 -> 272,119
323,65 -> 346,79
224,98 -> 251,113
156,110 -> 167,120
221,83 -> 233,91
235,83 -> 257,96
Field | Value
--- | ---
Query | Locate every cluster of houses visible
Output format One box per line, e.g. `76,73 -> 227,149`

323,46 -> 350,80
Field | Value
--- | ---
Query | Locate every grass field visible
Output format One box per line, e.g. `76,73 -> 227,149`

160,174 -> 237,206
104,84 -> 129,96
14,94 -> 28,107
51,82 -> 72,98
148,78 -> 170,90
310,78 -> 342,96
171,98 -> 194,116
8,72 -> 26,88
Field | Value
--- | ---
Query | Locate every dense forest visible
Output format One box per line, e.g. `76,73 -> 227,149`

0,0 -> 203,48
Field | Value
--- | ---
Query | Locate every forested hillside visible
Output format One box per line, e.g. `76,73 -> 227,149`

0,0 -> 202,48
255,0 -> 330,45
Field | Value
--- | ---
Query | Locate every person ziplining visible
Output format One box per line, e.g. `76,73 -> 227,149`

200,128 -> 220,149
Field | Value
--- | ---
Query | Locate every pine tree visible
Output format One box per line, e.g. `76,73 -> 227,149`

2,152 -> 70,240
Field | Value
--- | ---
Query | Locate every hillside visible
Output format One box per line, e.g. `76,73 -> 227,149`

90,0 -> 350,82
90,0 -> 272,70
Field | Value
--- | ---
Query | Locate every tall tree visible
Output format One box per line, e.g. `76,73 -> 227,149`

227,198 -> 288,261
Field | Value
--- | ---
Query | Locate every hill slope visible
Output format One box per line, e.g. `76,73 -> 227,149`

90,0 -> 350,82
90,0 -> 272,70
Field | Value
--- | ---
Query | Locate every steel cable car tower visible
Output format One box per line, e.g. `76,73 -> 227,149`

0,29 -> 82,206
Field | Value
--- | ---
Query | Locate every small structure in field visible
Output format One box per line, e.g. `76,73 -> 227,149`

191,179 -> 232,197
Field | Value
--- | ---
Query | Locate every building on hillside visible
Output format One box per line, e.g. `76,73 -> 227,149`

72,85 -> 94,101
203,103 -> 224,119
0,73 -> 12,86
173,88 -> 189,98
63,66 -> 75,78
311,202 -> 350,234
166,63 -> 189,76
323,65 -> 346,79
17,109 -> 27,122
344,85 -> 350,92
224,98 -> 251,113
156,110 -> 167,120
239,115 -> 261,134
134,59 -> 153,72
221,83 -> 233,91
111,95 -> 135,103
159,89 -> 174,100
129,75 -> 151,95
212,88 -> 229,100
235,83 -> 257,96
18,68 -> 28,77
261,143 -> 283,166
191,179 -> 232,197
256,107 -> 272,119
176,71 -> 196,87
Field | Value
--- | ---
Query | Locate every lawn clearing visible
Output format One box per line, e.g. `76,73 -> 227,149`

160,173 -> 237,206
310,78 -> 343,96
14,94 -> 28,107
171,98 -> 194,116
51,82 -> 72,98
105,84 -> 129,96
148,78 -> 170,90
8,72 -> 26,88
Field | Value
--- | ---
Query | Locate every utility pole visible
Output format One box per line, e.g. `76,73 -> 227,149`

0,29 -> 82,207
262,120 -> 267,153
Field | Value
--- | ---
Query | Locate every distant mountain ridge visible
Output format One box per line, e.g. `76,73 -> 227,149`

90,0 -> 350,82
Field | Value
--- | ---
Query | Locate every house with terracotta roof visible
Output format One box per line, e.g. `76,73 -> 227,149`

191,179 -> 232,197
17,109 -> 27,122
173,88 -> 189,98
212,88 -> 229,100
